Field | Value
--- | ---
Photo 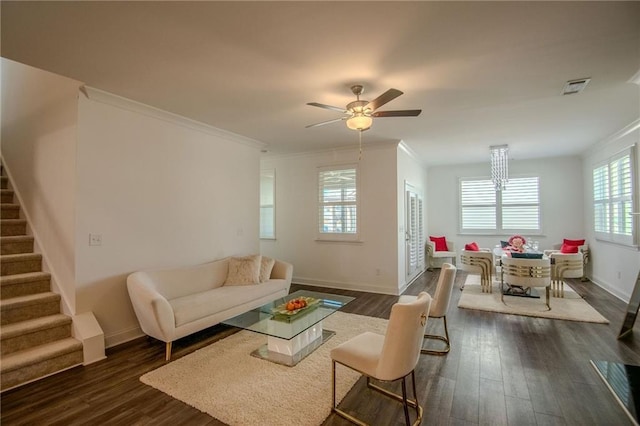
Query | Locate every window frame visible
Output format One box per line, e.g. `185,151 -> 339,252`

459,175 -> 542,235
317,164 -> 360,242
592,144 -> 637,247
259,168 -> 276,240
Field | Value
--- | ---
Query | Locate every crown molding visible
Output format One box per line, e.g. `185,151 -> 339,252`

80,86 -> 265,150
260,139 -> 400,161
582,117 -> 640,159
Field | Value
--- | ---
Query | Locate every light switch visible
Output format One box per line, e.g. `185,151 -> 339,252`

89,234 -> 102,246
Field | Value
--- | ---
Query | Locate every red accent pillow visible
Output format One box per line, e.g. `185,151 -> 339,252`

430,236 -> 448,251
563,238 -> 585,247
464,242 -> 479,251
560,243 -> 580,254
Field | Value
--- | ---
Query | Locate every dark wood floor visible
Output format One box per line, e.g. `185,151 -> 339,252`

2,271 -> 639,425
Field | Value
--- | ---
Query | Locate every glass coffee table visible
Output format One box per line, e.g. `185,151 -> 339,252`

222,290 -> 354,366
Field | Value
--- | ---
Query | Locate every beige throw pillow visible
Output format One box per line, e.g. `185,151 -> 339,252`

224,255 -> 261,286
259,256 -> 276,282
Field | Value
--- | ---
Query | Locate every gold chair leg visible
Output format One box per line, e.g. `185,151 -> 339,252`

332,360 -> 336,411
165,341 -> 172,361
411,371 -> 420,421
546,286 -> 551,311
421,316 -> 450,355
401,377 -> 411,425
332,362 -> 423,426
367,376 -> 424,426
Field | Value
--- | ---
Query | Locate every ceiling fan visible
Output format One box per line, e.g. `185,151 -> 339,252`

306,85 -> 421,131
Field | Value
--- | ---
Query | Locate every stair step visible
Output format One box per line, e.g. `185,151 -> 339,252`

1,253 -> 42,276
1,272 -> 51,299
1,189 -> 14,203
1,204 -> 20,219
1,176 -> 7,190
1,337 -> 83,391
0,292 -> 60,325
1,219 -> 27,236
1,235 -> 35,255
0,314 -> 72,356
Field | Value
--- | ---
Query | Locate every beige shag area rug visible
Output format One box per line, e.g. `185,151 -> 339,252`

140,311 -> 388,425
458,275 -> 609,324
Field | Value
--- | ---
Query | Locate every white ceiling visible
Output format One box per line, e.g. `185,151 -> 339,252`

2,1 -> 639,166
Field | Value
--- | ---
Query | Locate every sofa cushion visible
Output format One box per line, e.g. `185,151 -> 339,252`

170,280 -> 288,327
563,238 -> 585,247
259,256 -> 276,282
144,259 -> 228,300
224,255 -> 261,286
429,236 -> 448,251
464,242 -> 479,251
560,243 -> 580,254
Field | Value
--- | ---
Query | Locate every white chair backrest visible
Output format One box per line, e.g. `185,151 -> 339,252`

431,263 -> 457,318
377,292 -> 432,381
460,250 -> 492,272
550,252 -> 584,277
550,252 -> 583,262
502,256 -> 551,287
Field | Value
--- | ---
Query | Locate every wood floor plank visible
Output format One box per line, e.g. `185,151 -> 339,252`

450,345 -> 480,423
478,377 -> 508,426
421,374 -> 456,424
2,272 -> 638,426
523,367 -> 563,418
505,395 -> 537,426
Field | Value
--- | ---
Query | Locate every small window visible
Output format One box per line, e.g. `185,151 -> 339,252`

593,145 -> 636,246
317,165 -> 358,241
260,169 -> 275,239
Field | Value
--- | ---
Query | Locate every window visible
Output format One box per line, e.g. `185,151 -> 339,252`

593,145 -> 636,246
260,169 -> 275,239
318,165 -> 358,240
460,176 -> 540,234
406,183 -> 424,280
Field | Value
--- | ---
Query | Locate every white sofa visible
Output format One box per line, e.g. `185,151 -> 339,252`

127,256 -> 293,360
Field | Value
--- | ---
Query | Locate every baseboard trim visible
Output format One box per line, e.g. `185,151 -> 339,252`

292,276 -> 400,296
590,275 -> 629,303
105,326 -> 144,349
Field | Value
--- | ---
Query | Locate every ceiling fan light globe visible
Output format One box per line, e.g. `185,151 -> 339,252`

346,115 -> 372,131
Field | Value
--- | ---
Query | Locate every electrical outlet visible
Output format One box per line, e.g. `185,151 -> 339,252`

89,234 -> 102,246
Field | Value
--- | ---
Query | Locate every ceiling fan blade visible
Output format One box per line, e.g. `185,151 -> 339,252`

305,117 -> 346,128
365,88 -> 403,111
372,110 -> 422,117
306,102 -> 347,113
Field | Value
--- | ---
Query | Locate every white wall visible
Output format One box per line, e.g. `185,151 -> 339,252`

427,156 -> 585,255
260,143 -> 400,295
582,124 -> 640,301
75,89 -> 263,346
0,58 -> 80,313
397,143 -> 428,291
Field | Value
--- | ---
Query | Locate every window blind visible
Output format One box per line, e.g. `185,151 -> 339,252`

460,176 -> 540,233
260,169 -> 275,239
318,166 -> 358,238
593,145 -> 636,246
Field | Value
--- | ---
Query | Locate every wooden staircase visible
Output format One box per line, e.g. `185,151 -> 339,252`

0,169 -> 83,392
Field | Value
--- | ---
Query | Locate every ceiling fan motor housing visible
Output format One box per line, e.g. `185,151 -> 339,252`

347,100 -> 371,116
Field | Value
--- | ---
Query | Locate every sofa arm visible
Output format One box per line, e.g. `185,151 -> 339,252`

271,259 -> 293,292
127,272 -> 176,343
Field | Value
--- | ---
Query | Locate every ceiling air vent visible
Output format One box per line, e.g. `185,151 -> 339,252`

562,78 -> 591,95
